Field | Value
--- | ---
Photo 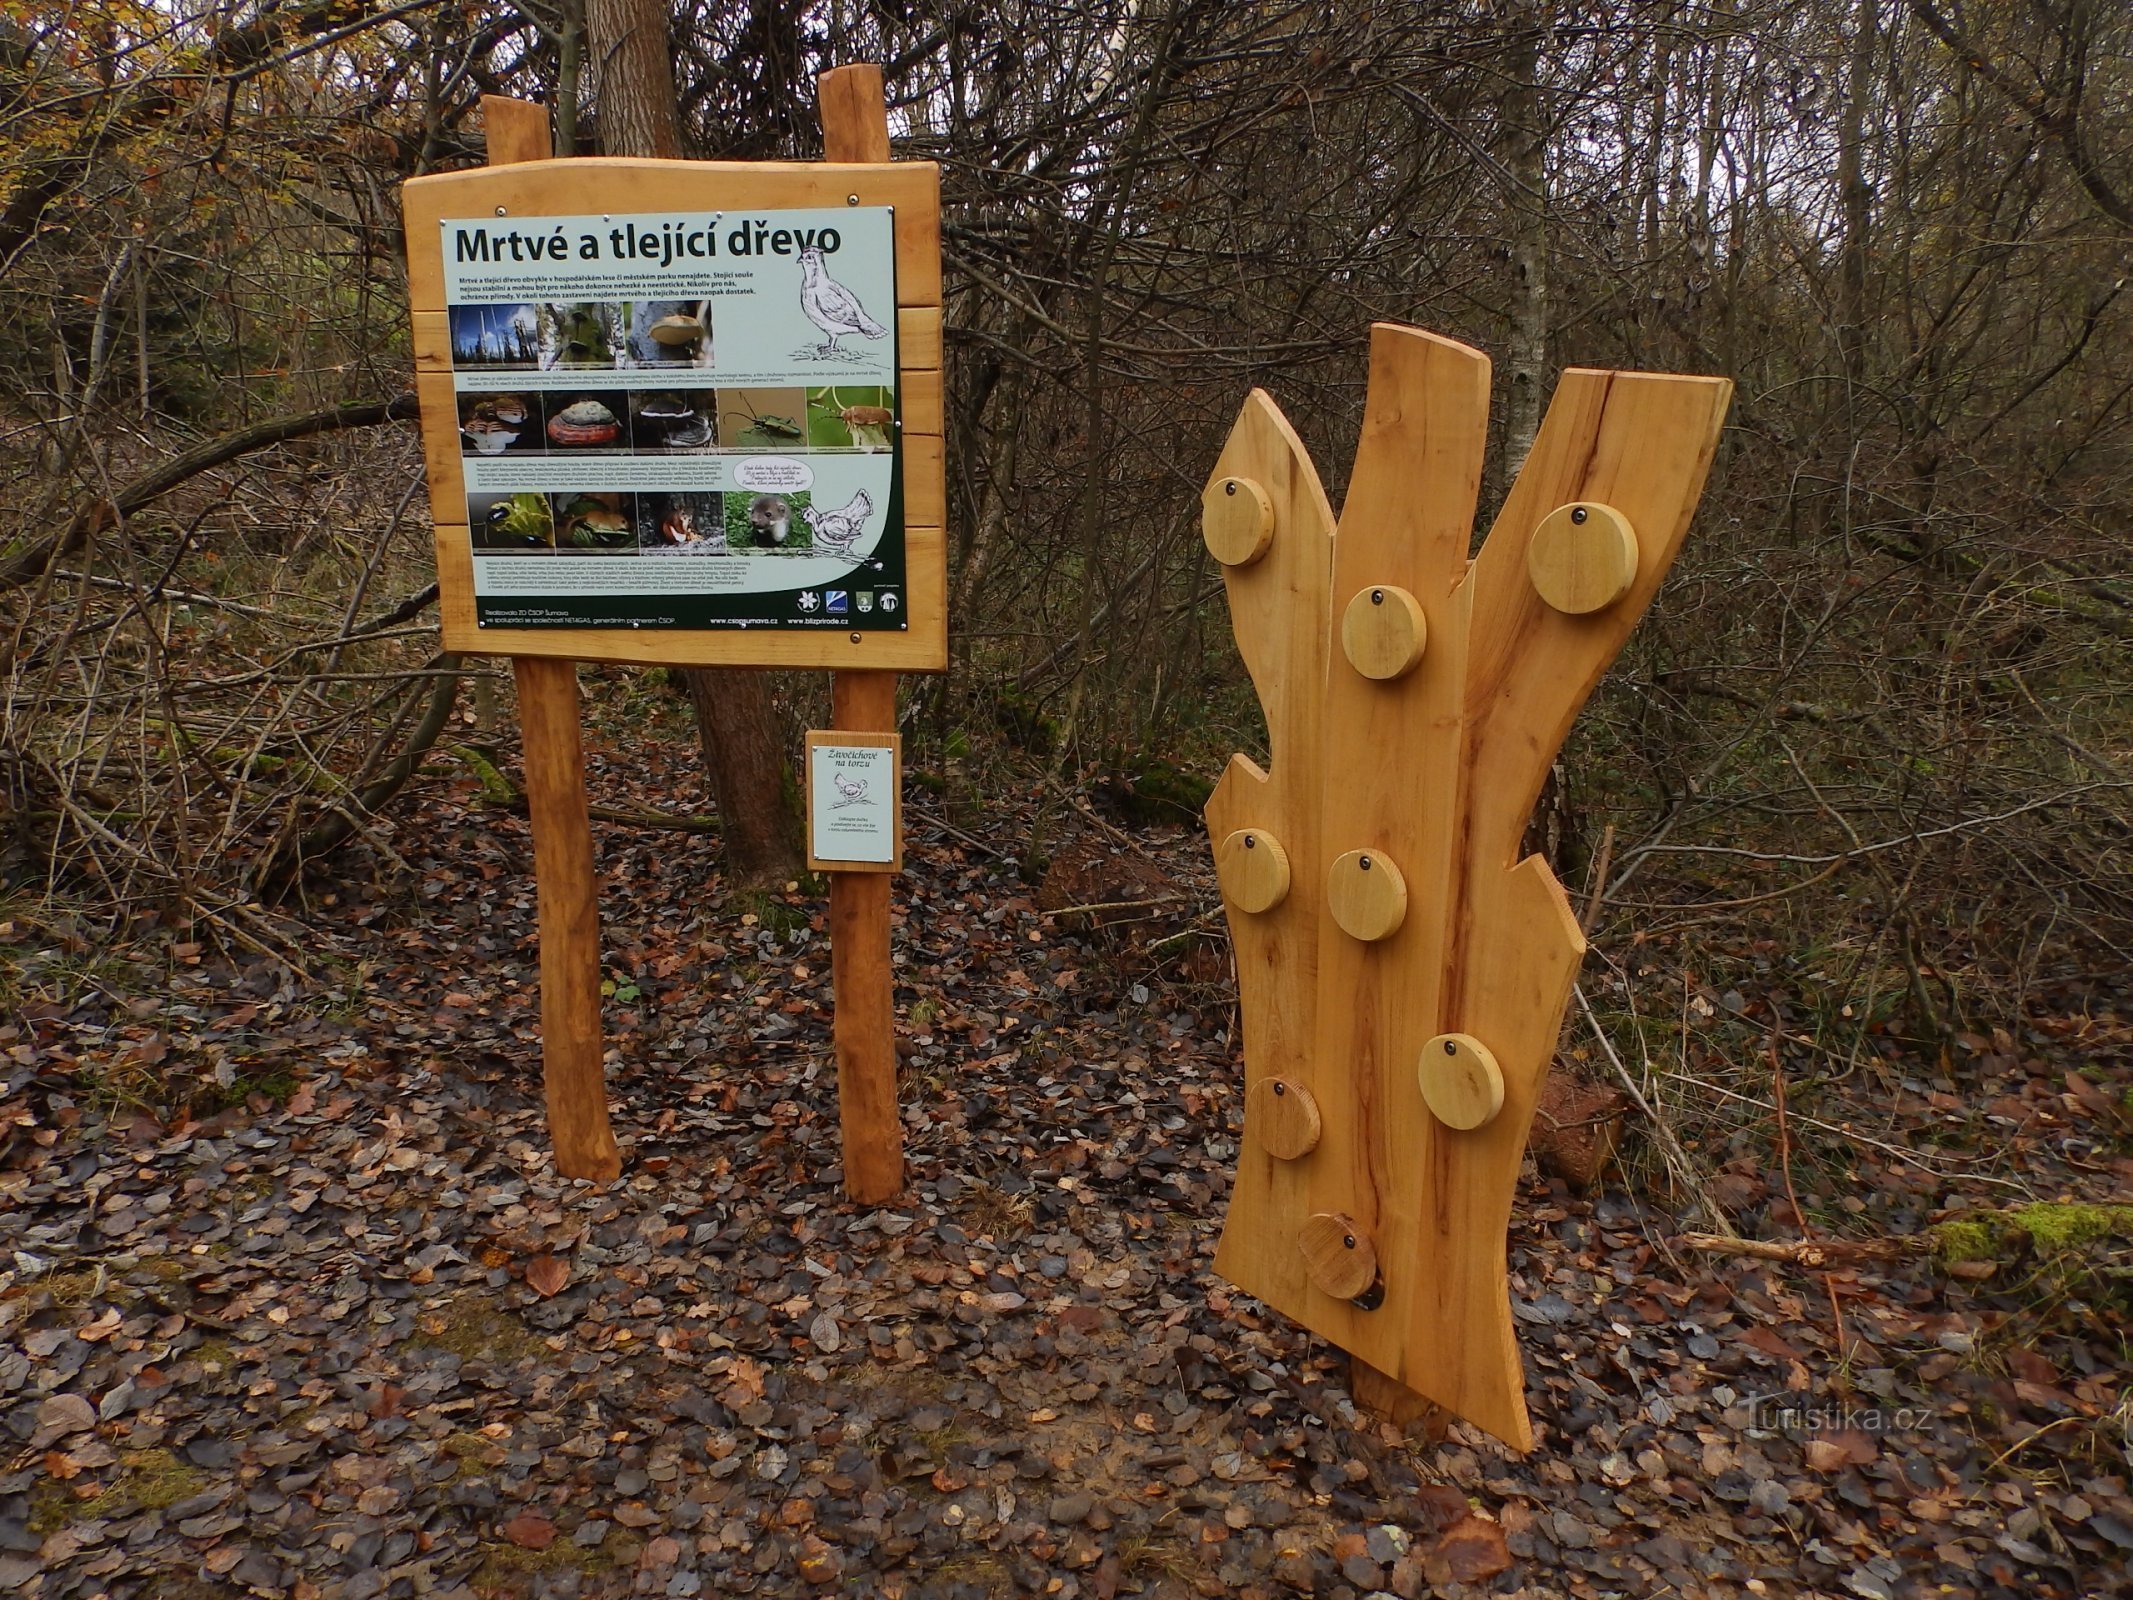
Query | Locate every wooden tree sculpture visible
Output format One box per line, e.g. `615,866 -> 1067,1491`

1203,325 -> 1731,1450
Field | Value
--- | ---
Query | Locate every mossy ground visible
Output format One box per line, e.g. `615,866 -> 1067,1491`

470,1528 -> 644,1597
1933,1203 -> 2133,1263
29,1449 -> 206,1532
407,1293 -> 550,1366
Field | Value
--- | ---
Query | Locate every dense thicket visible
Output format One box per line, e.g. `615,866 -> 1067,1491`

2,3 -> 2126,1051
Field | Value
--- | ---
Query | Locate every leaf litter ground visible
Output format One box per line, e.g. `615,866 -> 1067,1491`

2,719 -> 2130,1600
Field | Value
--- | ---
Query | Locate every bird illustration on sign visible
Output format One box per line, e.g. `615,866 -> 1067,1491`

795,247 -> 888,359
831,772 -> 872,810
800,489 -> 876,557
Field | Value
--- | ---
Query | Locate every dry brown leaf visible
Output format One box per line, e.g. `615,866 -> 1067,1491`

502,1512 -> 555,1550
1422,1514 -> 1512,1586
526,1254 -> 570,1298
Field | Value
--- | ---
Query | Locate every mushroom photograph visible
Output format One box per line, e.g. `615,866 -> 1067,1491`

544,396 -> 626,450
625,299 -> 712,369
456,391 -> 540,456
629,390 -> 716,452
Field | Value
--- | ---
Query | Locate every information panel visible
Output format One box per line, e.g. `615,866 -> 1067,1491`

805,731 -> 901,872
437,205 -> 906,632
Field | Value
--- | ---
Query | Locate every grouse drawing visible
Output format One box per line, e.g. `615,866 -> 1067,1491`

831,773 -> 870,809
800,489 -> 875,556
796,247 -> 887,358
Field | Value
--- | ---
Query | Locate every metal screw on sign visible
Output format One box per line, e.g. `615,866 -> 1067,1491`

1444,1038 -> 1459,1055
495,207 -> 507,216
1571,505 -> 1588,524
1371,589 -> 1384,605
1359,855 -> 1373,870
1225,482 -> 1237,496
847,194 -> 860,206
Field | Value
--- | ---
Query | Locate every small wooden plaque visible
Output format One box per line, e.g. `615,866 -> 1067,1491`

806,730 -> 902,872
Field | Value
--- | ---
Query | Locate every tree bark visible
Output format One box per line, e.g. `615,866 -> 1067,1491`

1498,0 -> 1551,487
585,0 -> 803,888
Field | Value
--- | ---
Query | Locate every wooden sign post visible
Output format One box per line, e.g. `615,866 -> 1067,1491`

402,69 -> 939,1198
1203,326 -> 1730,1448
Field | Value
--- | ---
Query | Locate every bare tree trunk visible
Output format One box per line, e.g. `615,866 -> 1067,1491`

585,0 -> 802,888
1499,1 -> 1551,485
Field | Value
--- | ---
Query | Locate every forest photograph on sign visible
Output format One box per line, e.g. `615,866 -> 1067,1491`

438,205 -> 908,632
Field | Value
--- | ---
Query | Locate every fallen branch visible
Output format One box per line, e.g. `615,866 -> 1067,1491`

3,392 -> 420,595
1676,1233 -> 1908,1267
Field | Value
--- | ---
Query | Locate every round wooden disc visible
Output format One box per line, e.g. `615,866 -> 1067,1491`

1527,501 -> 1638,615
1298,1212 -> 1378,1301
1340,585 -> 1427,680
1214,828 -> 1292,914
1246,1076 -> 1322,1159
1326,848 -> 1408,942
1418,1032 -> 1505,1130
1202,476 -> 1275,567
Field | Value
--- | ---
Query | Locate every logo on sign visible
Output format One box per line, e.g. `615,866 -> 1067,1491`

796,591 -> 819,612
826,590 -> 849,615
880,592 -> 899,613
855,592 -> 874,613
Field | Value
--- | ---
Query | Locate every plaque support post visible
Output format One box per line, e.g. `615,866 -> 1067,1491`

483,94 -> 622,1183
820,65 -> 905,1205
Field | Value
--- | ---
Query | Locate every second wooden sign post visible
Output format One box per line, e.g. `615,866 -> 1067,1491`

402,67 -> 940,1200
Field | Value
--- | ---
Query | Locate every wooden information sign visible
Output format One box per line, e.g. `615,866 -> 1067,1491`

400,70 -> 932,1201
1202,325 -> 1730,1449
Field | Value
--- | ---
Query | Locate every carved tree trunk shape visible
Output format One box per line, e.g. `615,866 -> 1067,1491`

1205,325 -> 1731,1450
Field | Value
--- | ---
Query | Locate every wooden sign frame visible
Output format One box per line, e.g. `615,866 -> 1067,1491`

395,73 -> 922,1204
402,158 -> 946,673
804,730 -> 903,873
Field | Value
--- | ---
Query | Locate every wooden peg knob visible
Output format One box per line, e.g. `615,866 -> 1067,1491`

1340,585 -> 1427,680
1418,1033 -> 1505,1130
1326,848 -> 1407,941
1527,501 -> 1638,614
1298,1212 -> 1379,1301
1246,1077 -> 1322,1159
1202,476 -> 1275,567
1215,828 -> 1291,913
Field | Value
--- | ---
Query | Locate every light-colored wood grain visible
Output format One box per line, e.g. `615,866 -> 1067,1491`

818,64 -> 892,162
515,628 -> 620,1182
1205,392 -> 1338,1324
1527,501 -> 1638,615
1298,1212 -> 1378,1301
483,94 -> 553,165
476,96 -> 620,1187
820,63 -> 907,1209
1339,584 -> 1427,680
403,160 -> 942,310
1417,1033 -> 1504,1130
413,370 -> 468,534
1202,475 -> 1275,567
900,367 -> 942,436
1245,1077 -> 1322,1160
899,307 -> 942,370
1204,324 -> 1731,1452
1326,848 -> 1408,942
1214,827 -> 1291,913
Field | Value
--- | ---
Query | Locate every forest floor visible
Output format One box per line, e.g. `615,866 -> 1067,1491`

3,701 -> 2131,1600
